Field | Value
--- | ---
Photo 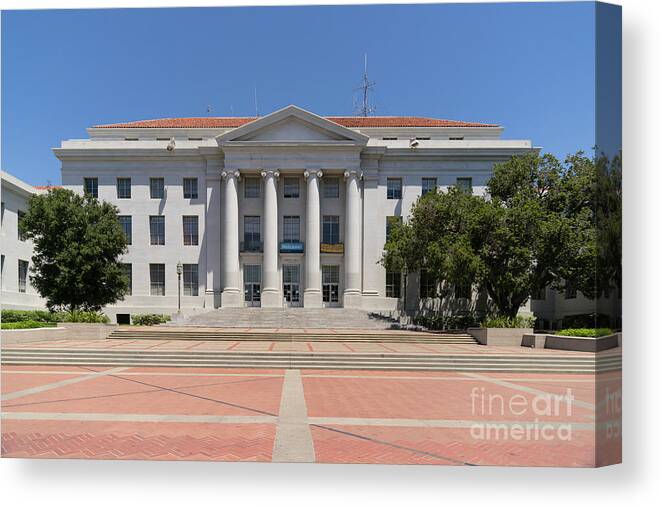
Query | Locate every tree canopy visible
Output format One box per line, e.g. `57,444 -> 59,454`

19,188 -> 129,312
381,151 -> 617,319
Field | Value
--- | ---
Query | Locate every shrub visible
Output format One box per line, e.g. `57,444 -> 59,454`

482,315 -> 535,328
132,314 -> 171,326
410,313 -> 483,330
1,320 -> 57,330
1,309 -> 56,323
556,328 -> 613,337
52,311 -> 110,323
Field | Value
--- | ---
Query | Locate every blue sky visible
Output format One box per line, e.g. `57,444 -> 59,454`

2,2 -> 600,185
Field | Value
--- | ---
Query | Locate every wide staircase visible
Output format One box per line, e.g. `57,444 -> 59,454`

169,307 -> 403,330
1,346 -> 621,374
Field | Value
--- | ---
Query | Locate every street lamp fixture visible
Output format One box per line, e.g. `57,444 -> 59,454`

176,261 -> 183,313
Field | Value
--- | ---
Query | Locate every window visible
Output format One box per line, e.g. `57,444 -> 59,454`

84,178 -> 98,198
183,216 -> 199,246
382,137 -> 398,140
149,264 -> 165,296
422,177 -> 437,196
244,177 -> 260,198
124,137 -> 139,141
284,177 -> 300,198
322,216 -> 340,244
454,281 -> 472,300
183,178 -> 198,199
156,137 -> 171,141
18,260 -> 28,293
387,178 -> 402,199
283,216 -> 300,243
150,178 -> 165,199
188,137 -> 203,141
386,216 -> 402,242
323,177 -> 340,198
122,263 -> 132,296
416,136 -> 431,141
456,177 -> 473,194
565,280 -> 577,300
149,216 -> 165,245
386,271 -> 402,299
1,254 -> 4,287
116,177 -> 131,199
183,264 -> 199,296
1,202 -> 5,224
243,216 -> 261,251
449,136 -> 464,141
17,210 -> 27,241
118,216 -> 132,245
419,270 -> 437,299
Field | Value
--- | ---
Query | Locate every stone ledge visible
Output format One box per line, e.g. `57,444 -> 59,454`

522,332 -> 621,352
467,327 -> 533,346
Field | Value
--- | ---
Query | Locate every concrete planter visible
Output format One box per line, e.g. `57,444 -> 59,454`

467,327 -> 534,346
2,326 -> 66,344
58,322 -> 117,340
522,332 -> 621,352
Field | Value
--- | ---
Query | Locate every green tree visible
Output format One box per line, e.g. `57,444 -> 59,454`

382,152 -> 599,319
19,188 -> 129,312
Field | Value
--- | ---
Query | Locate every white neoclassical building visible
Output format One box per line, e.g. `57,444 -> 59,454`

52,105 -> 537,321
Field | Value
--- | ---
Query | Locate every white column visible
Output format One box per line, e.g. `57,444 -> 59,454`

343,170 -> 362,307
303,170 -> 323,308
261,170 -> 281,307
220,170 -> 242,307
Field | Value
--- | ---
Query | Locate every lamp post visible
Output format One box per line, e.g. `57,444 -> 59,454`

176,261 -> 183,313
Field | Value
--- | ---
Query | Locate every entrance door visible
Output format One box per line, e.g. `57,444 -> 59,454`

322,265 -> 340,306
243,264 -> 261,306
283,264 -> 301,307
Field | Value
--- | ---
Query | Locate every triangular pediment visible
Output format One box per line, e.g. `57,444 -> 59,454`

216,105 -> 369,145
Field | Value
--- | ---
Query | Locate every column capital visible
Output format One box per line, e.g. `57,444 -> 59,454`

221,170 -> 240,180
303,170 -> 323,180
344,170 -> 363,180
260,170 -> 280,179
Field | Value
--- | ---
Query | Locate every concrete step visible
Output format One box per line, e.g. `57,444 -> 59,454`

107,329 -> 477,344
1,348 -> 621,374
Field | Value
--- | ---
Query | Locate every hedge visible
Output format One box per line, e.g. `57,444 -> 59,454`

556,328 -> 613,338
1,309 -> 109,324
1,320 -> 58,330
131,314 -> 171,326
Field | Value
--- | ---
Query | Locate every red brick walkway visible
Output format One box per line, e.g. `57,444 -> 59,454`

1,365 -> 621,466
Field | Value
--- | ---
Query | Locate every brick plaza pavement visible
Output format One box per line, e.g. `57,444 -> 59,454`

1,361 -> 621,466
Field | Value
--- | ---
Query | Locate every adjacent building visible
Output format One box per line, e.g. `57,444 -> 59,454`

0,171 -> 46,310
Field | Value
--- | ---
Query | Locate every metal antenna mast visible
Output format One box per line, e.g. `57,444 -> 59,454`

254,86 -> 260,117
354,53 -> 376,117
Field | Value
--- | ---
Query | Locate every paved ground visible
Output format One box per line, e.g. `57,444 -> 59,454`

3,337 -> 606,355
1,363 -> 621,466
176,308 -> 398,329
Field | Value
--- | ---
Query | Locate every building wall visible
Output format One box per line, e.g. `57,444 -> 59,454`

60,160 -> 209,319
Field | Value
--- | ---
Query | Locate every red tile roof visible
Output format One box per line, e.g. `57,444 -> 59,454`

94,116 -> 498,129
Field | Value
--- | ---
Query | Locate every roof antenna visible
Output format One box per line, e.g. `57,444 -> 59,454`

254,86 -> 260,117
354,53 -> 376,117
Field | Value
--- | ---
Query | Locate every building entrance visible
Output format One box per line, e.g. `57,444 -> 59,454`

283,264 -> 301,307
243,264 -> 261,306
